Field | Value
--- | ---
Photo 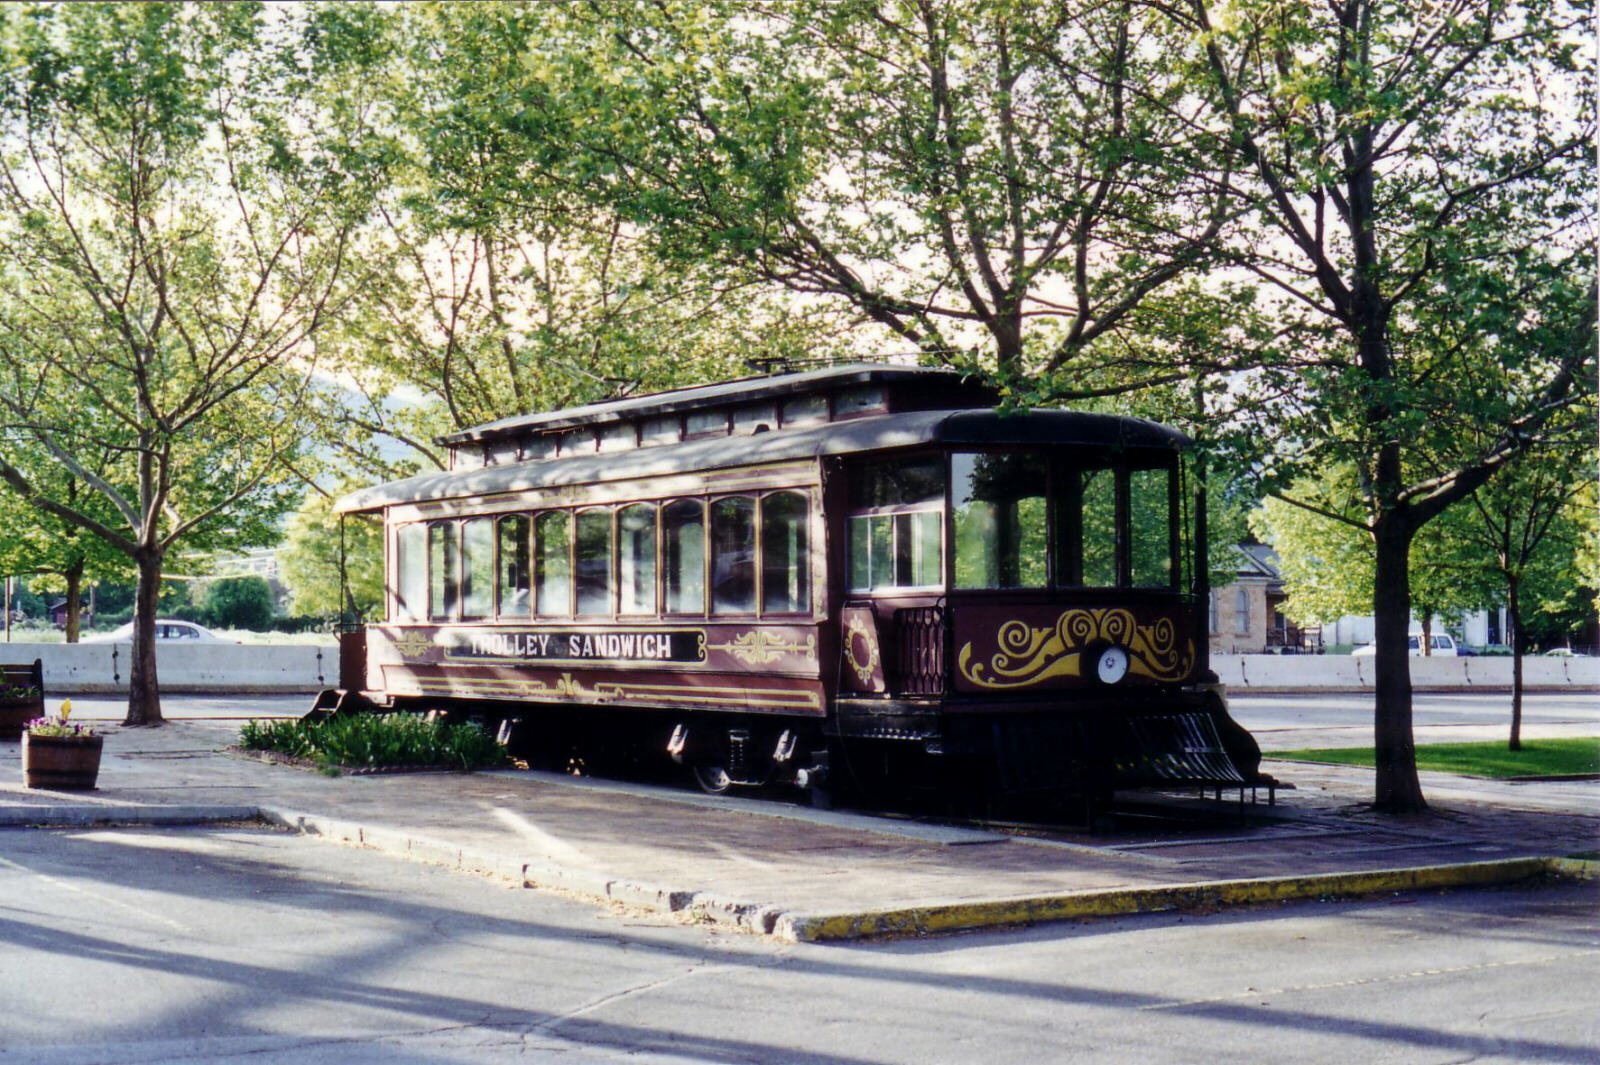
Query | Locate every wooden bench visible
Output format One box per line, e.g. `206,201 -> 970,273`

0,658 -> 45,738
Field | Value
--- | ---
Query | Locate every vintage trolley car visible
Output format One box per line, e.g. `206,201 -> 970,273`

330,364 -> 1266,804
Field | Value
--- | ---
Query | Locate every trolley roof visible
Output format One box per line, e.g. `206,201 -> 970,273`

435,363 -> 985,445
336,407 -> 1189,515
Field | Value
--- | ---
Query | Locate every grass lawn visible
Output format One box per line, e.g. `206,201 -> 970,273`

1269,737 -> 1600,779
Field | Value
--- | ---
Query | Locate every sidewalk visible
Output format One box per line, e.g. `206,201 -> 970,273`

2,719 -> 1595,941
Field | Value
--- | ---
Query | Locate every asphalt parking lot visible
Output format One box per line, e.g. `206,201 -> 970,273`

2,824 -> 1594,1064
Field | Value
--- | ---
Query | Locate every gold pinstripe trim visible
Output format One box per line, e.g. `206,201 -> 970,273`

395,669 -> 823,712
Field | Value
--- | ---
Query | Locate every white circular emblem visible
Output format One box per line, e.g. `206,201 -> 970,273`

1097,646 -> 1129,685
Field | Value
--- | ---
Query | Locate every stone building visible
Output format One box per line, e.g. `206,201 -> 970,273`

1209,545 -> 1321,655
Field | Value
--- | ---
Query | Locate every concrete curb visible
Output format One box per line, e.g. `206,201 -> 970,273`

771,857 -> 1571,942
252,807 -> 1593,943
255,806 -> 783,933
0,803 -> 261,828
1546,857 -> 1600,880
5,802 -> 1591,941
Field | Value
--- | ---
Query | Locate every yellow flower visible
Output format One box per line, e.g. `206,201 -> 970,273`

59,698 -> 72,722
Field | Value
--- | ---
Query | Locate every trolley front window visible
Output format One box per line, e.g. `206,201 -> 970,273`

952,452 -> 1047,589
1075,465 -> 1118,587
1129,467 -> 1173,587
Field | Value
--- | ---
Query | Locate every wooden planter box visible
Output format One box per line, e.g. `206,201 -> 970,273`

0,659 -> 45,740
22,733 -> 103,790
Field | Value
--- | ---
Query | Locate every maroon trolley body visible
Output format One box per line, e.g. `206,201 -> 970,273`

325,365 -> 1266,805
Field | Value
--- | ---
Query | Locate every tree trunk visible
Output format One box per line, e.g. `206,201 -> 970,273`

63,556 -> 83,644
1420,614 -> 1432,656
1508,575 -> 1523,751
1372,517 -> 1426,812
125,546 -> 165,727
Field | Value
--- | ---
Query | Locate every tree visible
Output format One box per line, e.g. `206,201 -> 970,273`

0,467 -> 129,641
203,576 -> 275,632
316,1 -> 861,476
0,3 -> 383,724
1180,0 -> 1596,810
279,486 -> 385,621
1455,442 -> 1596,747
481,0 -> 1240,391
1252,469 -> 1492,640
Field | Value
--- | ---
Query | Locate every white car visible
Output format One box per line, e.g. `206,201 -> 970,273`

83,620 -> 233,644
1351,634 -> 1459,657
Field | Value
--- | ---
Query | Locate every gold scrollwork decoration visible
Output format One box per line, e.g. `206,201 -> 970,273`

704,630 -> 818,665
957,608 -> 1193,689
392,631 -> 430,659
842,616 -> 880,687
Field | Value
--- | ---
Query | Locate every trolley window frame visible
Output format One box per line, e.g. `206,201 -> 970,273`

390,486 -> 819,626
840,447 -> 1182,599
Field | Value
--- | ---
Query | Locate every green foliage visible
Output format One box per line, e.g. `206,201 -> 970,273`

278,490 -> 385,620
239,713 -> 508,772
404,0 -> 1236,389
1271,739 -> 1600,780
309,1 -> 863,478
0,2 -> 389,717
202,576 -> 275,631
1252,469 -> 1500,629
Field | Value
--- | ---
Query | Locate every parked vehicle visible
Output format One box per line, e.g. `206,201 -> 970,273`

1352,633 -> 1460,657
324,364 -> 1271,807
83,620 -> 233,644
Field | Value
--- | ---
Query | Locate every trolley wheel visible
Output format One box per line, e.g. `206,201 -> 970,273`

692,765 -> 734,795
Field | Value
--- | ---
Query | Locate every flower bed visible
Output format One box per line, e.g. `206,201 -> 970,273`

238,713 -> 508,772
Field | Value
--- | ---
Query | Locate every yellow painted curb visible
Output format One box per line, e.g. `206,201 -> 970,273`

776,857 -> 1566,943
1547,857 -> 1600,880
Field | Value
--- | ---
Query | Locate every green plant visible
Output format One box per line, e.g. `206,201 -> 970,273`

238,713 -> 508,772
26,699 -> 95,739
1271,738 -> 1599,779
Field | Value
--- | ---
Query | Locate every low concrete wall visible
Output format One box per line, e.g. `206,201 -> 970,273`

1216,653 -> 1599,693
3,640 -> 1592,696
0,641 -> 333,694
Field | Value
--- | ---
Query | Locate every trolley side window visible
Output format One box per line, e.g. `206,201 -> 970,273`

618,504 -> 657,615
497,514 -> 531,617
461,517 -> 495,619
760,492 -> 810,614
846,456 -> 944,592
952,452 -> 1047,589
710,496 -> 756,614
534,511 -> 572,616
575,509 -> 613,616
427,522 -> 459,620
395,523 -> 426,621
663,499 -> 706,614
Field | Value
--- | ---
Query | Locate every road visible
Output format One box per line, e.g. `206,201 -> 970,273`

0,825 -> 1594,1065
1223,692 -> 1600,750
